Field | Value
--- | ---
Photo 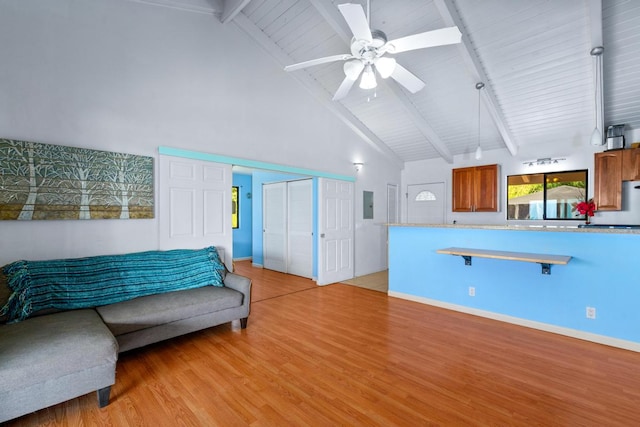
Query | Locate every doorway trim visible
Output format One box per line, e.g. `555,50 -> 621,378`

159,146 -> 355,182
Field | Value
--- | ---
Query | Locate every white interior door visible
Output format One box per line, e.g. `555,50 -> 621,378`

159,155 -> 232,268
318,178 -> 354,285
387,183 -> 399,223
287,179 -> 313,278
407,182 -> 445,224
263,182 -> 287,273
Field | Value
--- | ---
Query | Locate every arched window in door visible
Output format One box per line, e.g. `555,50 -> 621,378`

415,190 -> 437,201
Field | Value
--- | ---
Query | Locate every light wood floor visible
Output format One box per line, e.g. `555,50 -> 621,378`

8,261 -> 640,426
341,270 -> 388,293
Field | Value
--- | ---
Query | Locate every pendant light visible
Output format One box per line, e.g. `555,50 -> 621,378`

590,46 -> 604,146
475,82 -> 484,160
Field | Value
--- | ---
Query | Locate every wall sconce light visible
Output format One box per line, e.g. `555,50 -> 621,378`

523,157 -> 566,167
353,162 -> 364,172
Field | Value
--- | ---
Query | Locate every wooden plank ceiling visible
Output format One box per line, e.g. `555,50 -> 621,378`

129,0 -> 638,165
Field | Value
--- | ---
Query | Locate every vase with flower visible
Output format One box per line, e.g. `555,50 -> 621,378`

574,199 -> 597,224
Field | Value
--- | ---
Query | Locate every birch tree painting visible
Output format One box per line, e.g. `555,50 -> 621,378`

0,139 -> 153,220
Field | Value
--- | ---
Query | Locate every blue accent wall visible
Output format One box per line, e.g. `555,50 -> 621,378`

389,226 -> 640,345
232,173 -> 252,259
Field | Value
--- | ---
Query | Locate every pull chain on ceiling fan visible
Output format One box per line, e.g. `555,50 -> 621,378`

284,1 -> 462,101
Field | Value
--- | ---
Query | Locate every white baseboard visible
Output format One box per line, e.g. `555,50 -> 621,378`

233,257 -> 252,261
388,291 -> 640,353
252,262 -> 263,268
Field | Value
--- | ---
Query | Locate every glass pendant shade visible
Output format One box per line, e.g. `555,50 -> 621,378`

475,145 -> 482,160
359,65 -> 377,89
343,60 -> 364,81
590,127 -> 603,146
375,57 -> 396,79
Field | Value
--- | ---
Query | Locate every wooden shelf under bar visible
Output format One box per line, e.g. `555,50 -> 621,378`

436,247 -> 571,275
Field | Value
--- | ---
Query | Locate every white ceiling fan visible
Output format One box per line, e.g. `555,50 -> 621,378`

284,2 -> 462,101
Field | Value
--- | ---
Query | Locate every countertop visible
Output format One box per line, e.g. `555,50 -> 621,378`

387,223 -> 640,234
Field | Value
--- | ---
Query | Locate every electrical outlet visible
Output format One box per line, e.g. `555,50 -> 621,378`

468,286 -> 475,297
586,306 -> 596,319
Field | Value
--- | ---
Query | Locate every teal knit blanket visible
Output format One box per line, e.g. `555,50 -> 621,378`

1,246 -> 225,323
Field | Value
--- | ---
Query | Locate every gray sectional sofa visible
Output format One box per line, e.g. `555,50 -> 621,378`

0,247 -> 251,423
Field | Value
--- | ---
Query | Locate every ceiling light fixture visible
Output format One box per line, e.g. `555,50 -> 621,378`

475,82 -> 484,160
590,46 -> 604,146
343,60 -> 364,81
353,162 -> 364,172
359,64 -> 377,89
375,57 -> 396,79
523,157 -> 566,167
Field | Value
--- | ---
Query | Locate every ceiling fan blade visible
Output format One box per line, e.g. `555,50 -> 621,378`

332,75 -> 357,101
386,26 -> 462,54
390,63 -> 425,93
284,54 -> 352,72
337,3 -> 372,43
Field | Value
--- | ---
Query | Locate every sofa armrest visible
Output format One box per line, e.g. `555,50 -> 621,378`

223,273 -> 252,303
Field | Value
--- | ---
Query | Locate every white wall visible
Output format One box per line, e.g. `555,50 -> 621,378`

0,0 -> 400,271
401,142 -> 640,227
353,153 -> 399,276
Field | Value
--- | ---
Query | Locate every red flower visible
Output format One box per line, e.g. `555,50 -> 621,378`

574,199 -> 597,217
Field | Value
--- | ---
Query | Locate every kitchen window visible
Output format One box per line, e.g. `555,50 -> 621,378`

507,170 -> 588,220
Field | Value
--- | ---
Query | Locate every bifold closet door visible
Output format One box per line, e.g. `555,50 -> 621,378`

262,179 -> 313,278
287,179 -> 313,278
263,182 -> 287,273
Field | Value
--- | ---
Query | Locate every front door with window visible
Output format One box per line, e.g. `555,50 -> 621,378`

407,182 -> 445,224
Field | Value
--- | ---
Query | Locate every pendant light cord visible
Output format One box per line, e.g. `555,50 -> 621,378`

477,84 -> 481,149
475,82 -> 484,157
594,54 -> 599,127
590,46 -> 604,137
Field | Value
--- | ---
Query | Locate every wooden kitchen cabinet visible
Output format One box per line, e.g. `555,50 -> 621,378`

622,148 -> 640,181
594,151 -> 622,211
452,164 -> 498,212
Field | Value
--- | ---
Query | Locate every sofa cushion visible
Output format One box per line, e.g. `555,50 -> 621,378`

0,309 -> 118,392
96,286 -> 243,336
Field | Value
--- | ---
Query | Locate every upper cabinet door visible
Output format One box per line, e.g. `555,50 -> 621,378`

594,151 -> 622,211
452,164 -> 498,212
622,148 -> 640,181
452,167 -> 474,212
474,164 -> 498,212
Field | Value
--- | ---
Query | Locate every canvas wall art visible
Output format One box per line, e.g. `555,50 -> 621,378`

0,139 -> 154,220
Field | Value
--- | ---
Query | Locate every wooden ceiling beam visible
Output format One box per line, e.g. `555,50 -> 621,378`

435,0 -> 519,156
220,0 -> 251,24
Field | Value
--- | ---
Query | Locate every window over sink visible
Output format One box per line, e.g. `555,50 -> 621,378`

507,170 -> 588,220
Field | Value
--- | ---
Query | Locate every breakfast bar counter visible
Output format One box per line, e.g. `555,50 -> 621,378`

392,223 -> 640,234
388,224 -> 640,351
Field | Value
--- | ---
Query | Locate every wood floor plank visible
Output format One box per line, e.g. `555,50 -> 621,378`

6,261 -> 640,426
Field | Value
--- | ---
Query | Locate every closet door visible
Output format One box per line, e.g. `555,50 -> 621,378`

287,179 -> 313,278
263,182 -> 287,273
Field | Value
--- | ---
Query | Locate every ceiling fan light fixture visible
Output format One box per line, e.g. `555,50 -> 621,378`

343,60 -> 364,80
375,57 -> 396,79
359,64 -> 377,89
370,29 -> 388,48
